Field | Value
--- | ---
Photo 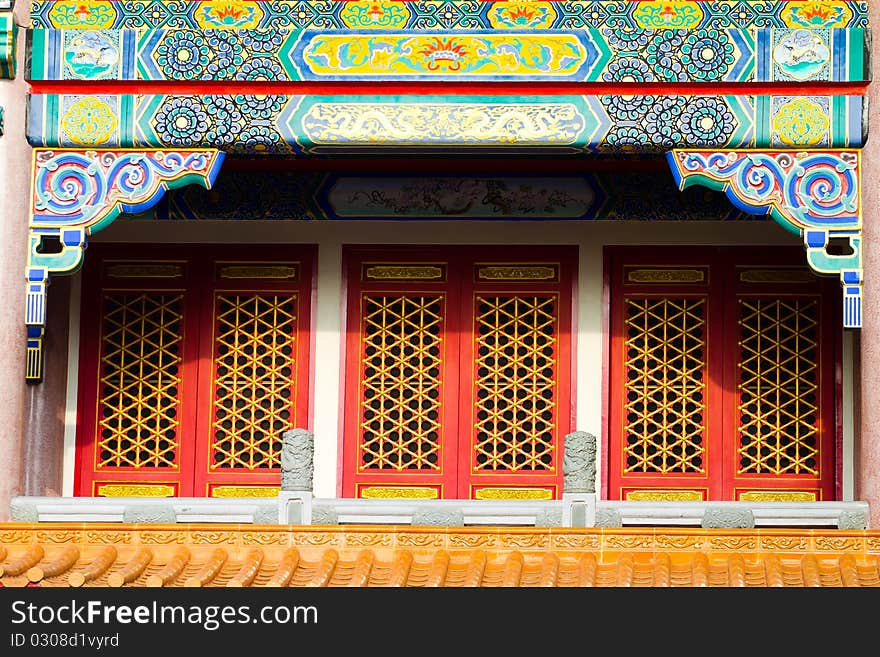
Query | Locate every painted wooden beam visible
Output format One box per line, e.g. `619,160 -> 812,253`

27,93 -> 865,154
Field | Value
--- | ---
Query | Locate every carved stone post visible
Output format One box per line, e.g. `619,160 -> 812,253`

562,431 -> 597,527
278,428 -> 314,524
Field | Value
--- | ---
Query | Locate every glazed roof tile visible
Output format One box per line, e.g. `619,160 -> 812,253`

1,523 -> 878,588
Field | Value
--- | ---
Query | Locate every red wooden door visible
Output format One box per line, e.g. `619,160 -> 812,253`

342,246 -> 575,500
75,244 -> 315,498
606,246 -> 839,502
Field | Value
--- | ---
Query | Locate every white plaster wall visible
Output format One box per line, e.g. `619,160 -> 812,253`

67,218 -> 831,500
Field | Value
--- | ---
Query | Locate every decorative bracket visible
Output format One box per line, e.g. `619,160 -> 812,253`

27,148 -> 225,382
667,149 -> 862,328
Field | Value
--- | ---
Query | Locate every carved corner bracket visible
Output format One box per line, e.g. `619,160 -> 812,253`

27,148 -> 225,382
667,149 -> 862,329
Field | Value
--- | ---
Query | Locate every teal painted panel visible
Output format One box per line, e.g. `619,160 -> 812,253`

26,93 -> 865,154
27,26 -> 868,83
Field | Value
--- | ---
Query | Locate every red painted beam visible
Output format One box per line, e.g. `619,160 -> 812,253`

27,80 -> 868,97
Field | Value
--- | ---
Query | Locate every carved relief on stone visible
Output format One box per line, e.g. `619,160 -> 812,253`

122,505 -> 176,524
10,504 -> 38,523
310,507 -> 338,526
837,510 -> 868,530
252,505 -> 280,525
280,428 -> 315,492
701,506 -> 755,529
562,431 -> 596,493
595,508 -> 622,528
535,508 -> 563,527
412,508 -> 463,527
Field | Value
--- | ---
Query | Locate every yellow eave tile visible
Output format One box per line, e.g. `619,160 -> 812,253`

1,523 -> 878,587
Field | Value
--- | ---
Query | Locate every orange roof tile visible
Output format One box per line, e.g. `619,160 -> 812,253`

1,523 -> 878,587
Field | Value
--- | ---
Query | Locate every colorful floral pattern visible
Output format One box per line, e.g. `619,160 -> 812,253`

155,97 -> 209,146
773,97 -> 830,146
33,2 -> 868,30
681,30 -> 735,81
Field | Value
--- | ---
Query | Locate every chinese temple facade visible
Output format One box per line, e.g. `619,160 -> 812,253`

0,0 -> 879,587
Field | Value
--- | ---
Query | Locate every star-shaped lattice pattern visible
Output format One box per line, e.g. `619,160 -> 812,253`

211,294 -> 297,470
623,297 -> 706,474
98,293 -> 183,468
473,295 -> 557,472
359,295 -> 443,471
737,299 -> 819,475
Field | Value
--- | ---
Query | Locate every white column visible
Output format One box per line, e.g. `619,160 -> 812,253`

310,240 -> 344,498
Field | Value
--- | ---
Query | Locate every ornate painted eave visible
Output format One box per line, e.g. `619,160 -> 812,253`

668,149 -> 863,328
26,1 -> 871,31
1,523 -> 879,587
19,1 -> 871,379
25,148 -> 224,382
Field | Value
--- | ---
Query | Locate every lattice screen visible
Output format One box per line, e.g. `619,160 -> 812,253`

737,298 -> 820,475
210,294 -> 298,471
622,297 -> 707,474
359,295 -> 444,471
97,293 -> 184,469
473,295 -> 557,471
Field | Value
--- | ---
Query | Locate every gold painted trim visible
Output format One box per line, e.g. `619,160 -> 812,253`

106,264 -> 183,278
627,269 -> 705,284
739,269 -> 815,284
738,491 -> 817,502
95,484 -> 176,497
364,265 -> 444,281
626,490 -> 704,501
210,486 -> 280,498
477,266 -> 557,281
473,487 -> 553,500
218,264 -> 298,280
359,486 -> 439,499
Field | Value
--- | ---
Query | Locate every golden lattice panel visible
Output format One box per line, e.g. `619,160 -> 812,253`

210,294 -> 298,470
359,295 -> 443,471
473,295 -> 557,471
737,299 -> 820,475
623,297 -> 706,474
97,293 -> 183,469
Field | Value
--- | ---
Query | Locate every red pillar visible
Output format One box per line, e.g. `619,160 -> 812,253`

858,5 -> 880,527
